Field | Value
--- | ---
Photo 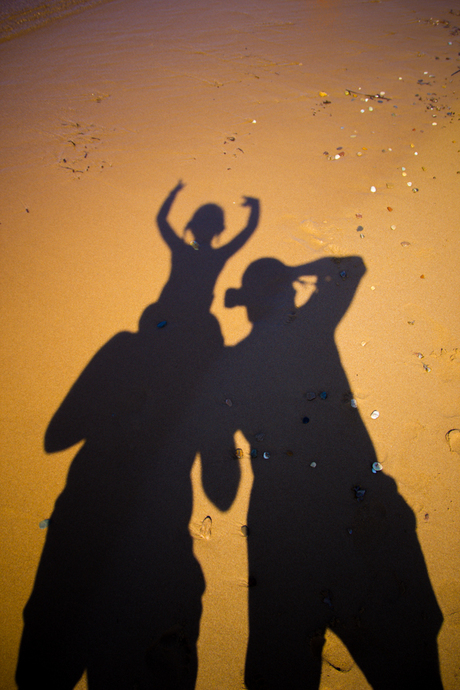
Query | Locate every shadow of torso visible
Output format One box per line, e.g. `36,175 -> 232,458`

198,256 -> 443,690
17,254 -> 229,690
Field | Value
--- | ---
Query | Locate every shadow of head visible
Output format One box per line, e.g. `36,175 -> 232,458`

225,256 -> 366,323
185,204 -> 225,245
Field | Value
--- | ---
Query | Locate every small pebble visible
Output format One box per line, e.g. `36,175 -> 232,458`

39,519 -> 50,529
225,398 -> 233,407
157,320 -> 167,328
241,525 -> 249,537
190,240 -> 200,250
401,241 -> 411,247
370,186 -> 377,193
340,270 -> 347,280
310,462 -> 317,468
370,410 -> 380,419
250,448 -> 258,459
412,188 -> 419,193
353,486 -> 366,501
302,416 -> 310,424
390,225 -> 396,230
350,398 -> 358,408
319,391 -> 327,400
255,433 -> 265,442
235,448 -> 244,459
423,363 -> 431,372
263,451 -> 270,459
372,461 -> 383,473
306,391 -> 316,401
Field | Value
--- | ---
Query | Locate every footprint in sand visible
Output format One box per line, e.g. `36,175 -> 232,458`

446,429 -> 460,455
200,516 -> 212,539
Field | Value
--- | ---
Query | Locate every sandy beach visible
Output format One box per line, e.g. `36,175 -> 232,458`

1,0 -> 460,688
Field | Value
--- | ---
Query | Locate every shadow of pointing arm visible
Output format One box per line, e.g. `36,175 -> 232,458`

45,332 -> 133,453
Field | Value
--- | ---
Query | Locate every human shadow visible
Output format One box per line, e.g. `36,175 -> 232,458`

16,184 -> 259,690
198,255 -> 444,689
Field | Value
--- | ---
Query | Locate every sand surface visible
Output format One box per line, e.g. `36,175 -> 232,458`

1,0 -> 460,688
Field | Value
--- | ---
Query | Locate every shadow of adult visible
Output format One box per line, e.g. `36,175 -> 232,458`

16,184 -> 259,689
200,255 -> 443,690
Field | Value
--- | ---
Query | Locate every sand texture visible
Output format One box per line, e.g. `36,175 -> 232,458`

1,0 -> 460,688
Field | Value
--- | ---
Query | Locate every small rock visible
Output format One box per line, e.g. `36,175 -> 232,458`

241,525 -> 250,537
372,461 -> 383,473
39,519 -> 50,529
370,410 -> 379,419
353,486 -> 366,501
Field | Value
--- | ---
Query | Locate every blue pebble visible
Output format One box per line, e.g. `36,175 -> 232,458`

157,320 -> 167,328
